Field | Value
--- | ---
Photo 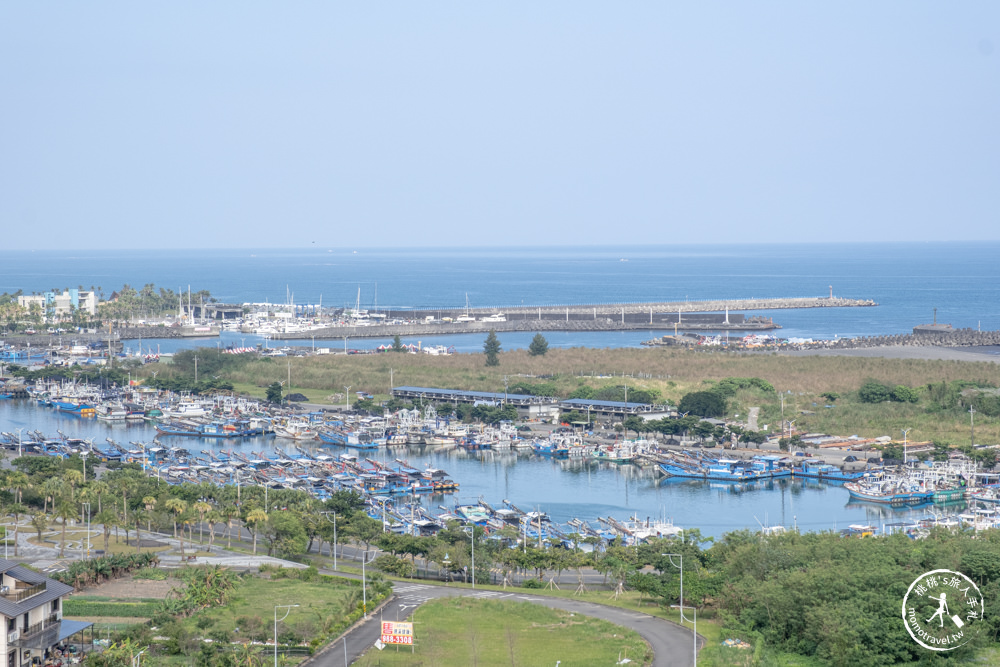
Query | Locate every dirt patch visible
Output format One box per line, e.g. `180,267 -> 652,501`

76,574 -> 180,600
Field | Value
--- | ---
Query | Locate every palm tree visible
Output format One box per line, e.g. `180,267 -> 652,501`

192,501 -> 212,544
164,497 -> 187,540
90,480 -> 111,513
6,502 -> 26,557
221,502 -> 240,549
41,478 -> 65,514
117,477 -> 137,533
63,469 -> 84,498
142,496 -> 157,532
206,509 -> 225,547
30,512 -> 48,547
6,471 -> 30,504
245,508 -> 268,556
95,508 -> 116,553
55,498 -> 76,558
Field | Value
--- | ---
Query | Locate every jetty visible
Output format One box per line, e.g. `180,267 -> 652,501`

269,295 -> 875,340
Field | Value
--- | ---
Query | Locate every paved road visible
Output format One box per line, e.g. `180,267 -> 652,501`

311,580 -> 701,667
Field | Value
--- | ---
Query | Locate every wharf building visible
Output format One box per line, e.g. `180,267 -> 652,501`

390,386 -> 675,421
0,559 -> 92,667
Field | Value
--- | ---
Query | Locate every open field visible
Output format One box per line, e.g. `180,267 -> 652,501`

161,346 -> 1000,400
149,346 -> 1000,444
353,597 -> 652,667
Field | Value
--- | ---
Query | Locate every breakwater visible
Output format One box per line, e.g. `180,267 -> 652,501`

270,317 -> 780,340
407,296 -> 876,319
817,328 -> 1000,351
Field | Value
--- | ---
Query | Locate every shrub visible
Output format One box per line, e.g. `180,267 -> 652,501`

890,384 -> 919,403
858,380 -> 891,403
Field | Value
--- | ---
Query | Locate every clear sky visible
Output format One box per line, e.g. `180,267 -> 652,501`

2,3 -> 997,249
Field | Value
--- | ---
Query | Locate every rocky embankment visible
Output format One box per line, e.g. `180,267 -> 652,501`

808,328 -> 1000,351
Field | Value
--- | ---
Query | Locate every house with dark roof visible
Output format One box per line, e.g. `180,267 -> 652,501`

0,559 -> 90,667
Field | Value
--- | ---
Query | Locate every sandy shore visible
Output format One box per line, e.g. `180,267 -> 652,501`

779,345 -> 1000,363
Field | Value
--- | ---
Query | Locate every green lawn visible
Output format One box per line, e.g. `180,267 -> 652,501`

353,597 -> 652,667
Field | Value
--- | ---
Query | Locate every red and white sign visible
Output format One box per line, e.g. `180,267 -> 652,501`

380,621 -> 414,645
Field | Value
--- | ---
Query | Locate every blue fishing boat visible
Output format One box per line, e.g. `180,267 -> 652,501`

793,460 -> 867,482
531,439 -> 570,458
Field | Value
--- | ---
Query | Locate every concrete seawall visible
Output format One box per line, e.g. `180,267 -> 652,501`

269,318 -> 781,341
403,296 -> 876,319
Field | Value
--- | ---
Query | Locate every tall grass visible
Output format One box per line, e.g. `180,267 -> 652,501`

149,346 -> 1000,442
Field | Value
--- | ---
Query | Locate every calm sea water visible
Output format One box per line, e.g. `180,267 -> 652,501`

1,243 -> 995,534
4,242 -> 1000,348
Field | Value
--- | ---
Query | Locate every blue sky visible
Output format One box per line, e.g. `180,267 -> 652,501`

2,3 -> 997,249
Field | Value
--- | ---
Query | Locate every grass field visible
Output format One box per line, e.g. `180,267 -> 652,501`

170,347 -> 1000,444
353,597 -> 652,667
181,575 -> 363,644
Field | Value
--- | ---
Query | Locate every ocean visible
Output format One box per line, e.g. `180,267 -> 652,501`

4,242 -> 1000,349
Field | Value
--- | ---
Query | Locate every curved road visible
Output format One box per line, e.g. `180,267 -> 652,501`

312,579 -> 702,667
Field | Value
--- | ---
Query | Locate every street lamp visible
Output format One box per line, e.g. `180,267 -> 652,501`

464,526 -> 476,589
15,428 -> 23,458
901,428 -> 912,469
344,386 -> 351,412
361,550 -> 378,619
81,451 -> 88,483
274,604 -> 299,667
663,553 -> 697,666
131,647 -> 148,667
321,511 -> 337,570
82,502 -> 91,557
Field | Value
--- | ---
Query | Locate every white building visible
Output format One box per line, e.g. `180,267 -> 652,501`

17,290 -> 98,320
0,559 -> 89,667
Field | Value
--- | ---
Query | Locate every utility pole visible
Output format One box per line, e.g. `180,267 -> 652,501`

970,406 -> 976,447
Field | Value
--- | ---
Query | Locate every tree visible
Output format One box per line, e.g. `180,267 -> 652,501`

528,333 -> 549,357
678,391 -> 726,418
30,512 -> 48,547
193,501 -> 213,544
165,497 -> 187,544
245,508 -> 268,555
392,335 -> 404,352
483,330 -> 502,366
55,498 -> 76,558
266,382 -> 283,404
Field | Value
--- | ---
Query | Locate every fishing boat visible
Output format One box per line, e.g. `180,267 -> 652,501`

658,455 -> 760,482
531,438 -> 570,458
792,460 -> 866,482
844,471 -> 935,505
161,401 -> 210,418
273,421 -> 318,440
96,403 -> 128,421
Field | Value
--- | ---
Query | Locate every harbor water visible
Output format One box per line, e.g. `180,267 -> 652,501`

0,400 -> 955,538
